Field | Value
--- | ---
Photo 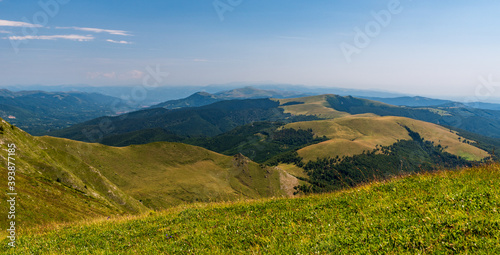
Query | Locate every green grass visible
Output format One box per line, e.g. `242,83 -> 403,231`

6,164 -> 500,254
276,95 -> 350,119
286,115 -> 489,162
0,118 -> 290,229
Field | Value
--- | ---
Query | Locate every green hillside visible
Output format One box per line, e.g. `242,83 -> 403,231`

47,98 -> 294,141
277,95 -> 350,119
279,94 -> 500,139
285,115 -> 489,162
47,94 -> 500,150
0,118 -> 294,228
39,138 -> 291,209
8,164 -> 500,254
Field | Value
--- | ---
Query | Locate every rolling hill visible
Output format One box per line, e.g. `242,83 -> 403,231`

47,94 -> 500,151
285,115 -> 489,162
46,94 -> 498,168
8,164 -> 500,254
0,118 -> 296,228
46,98 -> 305,142
278,94 -> 500,139
0,89 -> 128,135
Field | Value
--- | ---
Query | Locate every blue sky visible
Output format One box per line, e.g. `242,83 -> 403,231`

1,0 -> 499,99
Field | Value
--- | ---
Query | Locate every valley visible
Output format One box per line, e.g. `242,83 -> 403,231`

1,87 -> 499,253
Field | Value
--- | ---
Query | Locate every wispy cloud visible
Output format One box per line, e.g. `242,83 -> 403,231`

57,26 -> 131,36
0,19 -> 42,28
106,39 -> 133,44
7,34 -> 94,41
0,30 -> 11,34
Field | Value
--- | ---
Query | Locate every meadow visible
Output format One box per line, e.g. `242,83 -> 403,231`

5,164 -> 499,254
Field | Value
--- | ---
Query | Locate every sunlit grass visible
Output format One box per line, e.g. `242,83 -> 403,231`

5,164 -> 500,254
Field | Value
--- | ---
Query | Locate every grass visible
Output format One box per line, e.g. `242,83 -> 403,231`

276,95 -> 350,119
0,118 -> 290,229
5,164 -> 500,254
0,119 -> 133,229
285,115 -> 489,162
37,139 -> 288,209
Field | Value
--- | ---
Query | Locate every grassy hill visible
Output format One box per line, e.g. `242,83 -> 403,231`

277,95 -> 349,119
285,115 -> 489,162
47,94 -> 500,149
7,164 -> 500,254
278,94 -> 500,139
0,118 -> 294,228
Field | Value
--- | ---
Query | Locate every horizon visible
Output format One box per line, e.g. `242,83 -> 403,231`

1,0 -> 500,101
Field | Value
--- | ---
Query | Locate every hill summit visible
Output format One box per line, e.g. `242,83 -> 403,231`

0,118 -> 296,227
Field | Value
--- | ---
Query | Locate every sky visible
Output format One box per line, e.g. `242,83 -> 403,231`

1,0 -> 500,100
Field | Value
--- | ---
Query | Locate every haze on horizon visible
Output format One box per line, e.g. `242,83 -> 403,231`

1,0 -> 499,100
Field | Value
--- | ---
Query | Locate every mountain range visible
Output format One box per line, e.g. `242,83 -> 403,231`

47,93 -> 500,152
1,85 -> 500,249
150,86 -> 310,109
0,89 -> 129,135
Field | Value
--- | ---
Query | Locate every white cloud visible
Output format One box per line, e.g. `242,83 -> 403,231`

106,39 -> 133,44
0,19 -> 42,28
0,30 -> 11,34
7,34 -> 94,41
57,26 -> 131,36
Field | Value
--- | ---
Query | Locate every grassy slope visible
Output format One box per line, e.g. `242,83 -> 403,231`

276,95 -> 350,119
285,115 -> 489,162
39,137 -> 290,209
0,119 -> 138,229
0,118 -> 291,228
8,164 -> 500,254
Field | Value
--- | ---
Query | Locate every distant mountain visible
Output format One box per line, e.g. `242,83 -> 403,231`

151,86 -> 310,109
47,98 -> 318,142
464,101 -> 500,111
5,84 -> 410,106
360,96 -> 453,107
215,86 -> 310,99
151,92 -> 222,109
50,93 -> 500,156
360,96 -> 500,111
0,89 -> 129,134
